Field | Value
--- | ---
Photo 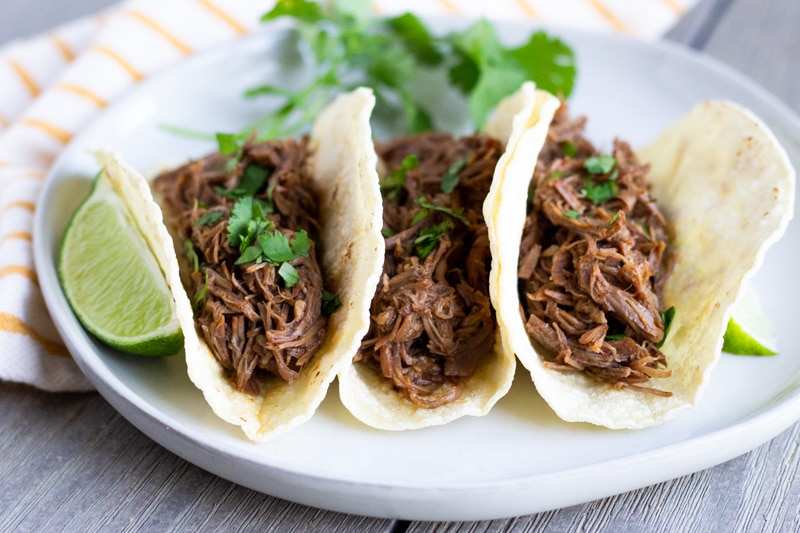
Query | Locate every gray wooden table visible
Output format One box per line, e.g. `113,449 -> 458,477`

2,0 -> 799,531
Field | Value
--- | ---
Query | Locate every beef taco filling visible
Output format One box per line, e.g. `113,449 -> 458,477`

154,138 -> 328,395
355,133 -> 502,408
519,103 -> 675,396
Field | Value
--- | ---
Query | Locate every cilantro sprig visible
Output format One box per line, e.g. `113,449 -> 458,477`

225,194 -> 310,287
581,155 -> 619,205
251,0 -> 576,137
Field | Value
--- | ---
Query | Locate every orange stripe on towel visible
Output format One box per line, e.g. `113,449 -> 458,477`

0,231 -> 33,244
122,9 -> 194,55
55,83 -> 108,108
49,33 -> 76,62
19,119 -> 73,144
91,46 -> 144,81
7,60 -> 41,98
514,0 -> 541,19
588,0 -> 631,33
0,265 -> 38,285
661,0 -> 685,14
433,0 -> 461,14
0,312 -> 70,357
196,0 -> 248,35
2,201 -> 36,213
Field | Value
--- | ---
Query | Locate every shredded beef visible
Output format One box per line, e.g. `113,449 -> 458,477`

520,103 -> 675,396
356,133 -> 501,408
153,138 -> 327,395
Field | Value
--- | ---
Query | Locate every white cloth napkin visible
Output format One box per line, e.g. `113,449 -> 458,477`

0,0 -> 700,392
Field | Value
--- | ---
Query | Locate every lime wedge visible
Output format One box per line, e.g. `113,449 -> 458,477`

58,170 -> 183,356
722,282 -> 776,356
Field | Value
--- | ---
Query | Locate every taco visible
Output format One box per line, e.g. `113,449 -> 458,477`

336,83 -> 554,430
486,91 -> 795,429
98,88 -> 384,442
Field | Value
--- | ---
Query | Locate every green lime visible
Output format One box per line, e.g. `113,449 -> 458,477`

722,283 -> 777,356
58,170 -> 183,356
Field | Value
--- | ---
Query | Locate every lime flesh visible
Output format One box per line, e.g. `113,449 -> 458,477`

58,171 -> 183,356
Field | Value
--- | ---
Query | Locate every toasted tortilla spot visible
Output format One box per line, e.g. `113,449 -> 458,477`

96,88 -> 384,442
491,99 -> 794,429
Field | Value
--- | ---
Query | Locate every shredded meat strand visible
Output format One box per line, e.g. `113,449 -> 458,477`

356,133 -> 501,408
153,138 -> 327,395
520,103 -> 675,395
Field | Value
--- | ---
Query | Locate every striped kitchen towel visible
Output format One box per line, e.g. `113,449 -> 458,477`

0,0 -> 700,392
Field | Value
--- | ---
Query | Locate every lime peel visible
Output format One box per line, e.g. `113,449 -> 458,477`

722,282 -> 777,356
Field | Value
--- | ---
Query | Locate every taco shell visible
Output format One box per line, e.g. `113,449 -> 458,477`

336,83 -> 557,430
489,98 -> 795,429
97,87 -> 384,442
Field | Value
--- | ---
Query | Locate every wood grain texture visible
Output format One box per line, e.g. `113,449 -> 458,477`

2,0 -> 799,531
0,384 -> 393,532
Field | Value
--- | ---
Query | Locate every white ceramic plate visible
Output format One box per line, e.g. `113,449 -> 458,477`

34,21 -> 800,521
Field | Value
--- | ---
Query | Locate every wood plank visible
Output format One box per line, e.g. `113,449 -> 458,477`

0,384 -> 394,531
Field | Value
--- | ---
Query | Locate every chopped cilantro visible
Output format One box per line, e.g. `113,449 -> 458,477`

562,141 -> 577,158
215,164 -> 271,199
582,178 -> 618,205
656,306 -> 676,348
184,240 -> 200,272
580,156 -> 619,205
278,262 -> 300,287
193,210 -> 224,227
414,219 -> 452,259
440,153 -> 470,194
563,210 -> 581,220
380,154 -> 418,200
584,155 -> 616,175
414,197 -> 471,226
322,289 -> 342,316
193,269 -> 209,310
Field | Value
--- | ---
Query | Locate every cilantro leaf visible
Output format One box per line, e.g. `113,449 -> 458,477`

193,210 -> 224,227
322,290 -> 342,316
584,155 -> 616,174
563,210 -> 581,220
440,154 -> 470,194
290,229 -> 311,257
581,178 -> 618,205
380,154 -> 419,200
656,306 -> 676,348
259,231 -> 296,263
278,262 -> 300,287
415,197 -> 471,226
510,30 -> 577,97
414,219 -> 452,259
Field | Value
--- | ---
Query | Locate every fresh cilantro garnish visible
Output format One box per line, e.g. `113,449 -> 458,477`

656,306 -> 676,348
562,141 -> 577,158
606,333 -> 627,341
584,155 -> 616,175
563,210 -> 580,220
380,154 -> 419,200
607,211 -> 621,226
581,155 -> 619,204
193,269 -> 209,310
414,219 -> 452,259
322,289 -> 342,316
582,178 -> 618,205
278,262 -> 300,287
215,165 -> 271,199
184,240 -> 200,272
414,197 -> 471,226
440,154 -> 470,194
254,1 -> 576,136
193,210 -> 224,227
381,228 -> 396,238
